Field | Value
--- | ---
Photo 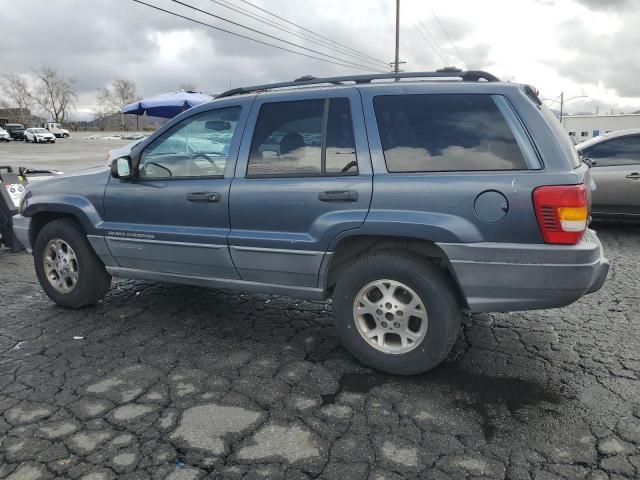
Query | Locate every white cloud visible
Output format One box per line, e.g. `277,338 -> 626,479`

1,0 -> 638,120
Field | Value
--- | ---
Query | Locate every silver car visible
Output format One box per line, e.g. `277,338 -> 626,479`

106,138 -> 145,165
577,128 -> 640,218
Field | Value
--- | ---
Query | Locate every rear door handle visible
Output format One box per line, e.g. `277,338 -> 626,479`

318,190 -> 359,202
625,172 -> 640,180
187,191 -> 220,203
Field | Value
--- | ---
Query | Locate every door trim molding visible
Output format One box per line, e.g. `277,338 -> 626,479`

230,245 -> 322,256
106,236 -> 225,249
106,266 -> 327,300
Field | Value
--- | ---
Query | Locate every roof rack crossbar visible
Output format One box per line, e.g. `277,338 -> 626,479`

215,69 -> 500,99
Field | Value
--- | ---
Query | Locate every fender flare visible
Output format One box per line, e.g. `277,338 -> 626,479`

23,195 -> 104,236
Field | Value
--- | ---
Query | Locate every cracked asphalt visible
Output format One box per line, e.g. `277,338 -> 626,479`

0,223 -> 639,480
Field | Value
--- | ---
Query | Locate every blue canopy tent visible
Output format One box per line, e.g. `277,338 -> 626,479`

121,90 -> 213,118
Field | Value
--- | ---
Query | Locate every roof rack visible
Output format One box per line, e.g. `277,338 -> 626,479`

215,68 -> 500,99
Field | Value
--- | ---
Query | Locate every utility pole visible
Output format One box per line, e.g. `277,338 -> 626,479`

394,0 -> 400,76
559,91 -> 564,124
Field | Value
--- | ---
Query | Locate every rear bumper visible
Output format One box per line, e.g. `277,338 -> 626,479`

438,229 -> 609,313
12,214 -> 32,253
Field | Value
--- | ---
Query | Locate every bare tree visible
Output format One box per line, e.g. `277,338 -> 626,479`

98,79 -> 138,130
32,67 -> 77,123
0,73 -> 33,124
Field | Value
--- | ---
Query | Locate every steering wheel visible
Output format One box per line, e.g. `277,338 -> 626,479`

341,160 -> 358,173
188,152 -> 224,175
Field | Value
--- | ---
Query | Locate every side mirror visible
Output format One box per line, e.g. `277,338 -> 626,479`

111,156 -> 133,180
583,157 -> 596,167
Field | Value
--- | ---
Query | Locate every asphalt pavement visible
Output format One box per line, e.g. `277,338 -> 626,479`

0,134 -> 134,172
0,223 -> 639,479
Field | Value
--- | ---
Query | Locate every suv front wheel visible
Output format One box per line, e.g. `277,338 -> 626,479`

34,218 -> 112,308
333,251 -> 461,375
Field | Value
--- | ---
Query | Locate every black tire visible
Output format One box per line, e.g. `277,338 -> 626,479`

63,133 -> 69,138
34,218 -> 111,308
333,250 -> 461,375
24,136 -> 29,143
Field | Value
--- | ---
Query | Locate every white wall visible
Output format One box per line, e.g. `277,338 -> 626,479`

562,114 -> 640,141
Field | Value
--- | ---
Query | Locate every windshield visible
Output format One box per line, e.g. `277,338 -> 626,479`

33,128 -> 48,133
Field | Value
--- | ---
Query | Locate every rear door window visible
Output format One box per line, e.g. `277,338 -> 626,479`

247,98 -> 358,177
373,94 -> 529,172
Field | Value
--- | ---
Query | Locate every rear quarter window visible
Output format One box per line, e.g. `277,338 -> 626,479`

538,104 -> 582,168
373,94 -> 529,172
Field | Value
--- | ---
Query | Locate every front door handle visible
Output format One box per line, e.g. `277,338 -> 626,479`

318,190 -> 359,202
625,172 -> 640,180
187,191 -> 220,203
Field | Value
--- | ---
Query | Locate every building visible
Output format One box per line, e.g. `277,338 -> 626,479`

562,113 -> 640,141
0,108 -> 32,125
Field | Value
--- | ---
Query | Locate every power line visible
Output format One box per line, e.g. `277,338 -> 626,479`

236,0 -> 386,66
165,0 -> 384,72
130,0 -> 380,72
414,23 -> 448,65
417,20 -> 450,64
215,0 -> 390,68
208,0 -> 389,69
430,10 -> 465,66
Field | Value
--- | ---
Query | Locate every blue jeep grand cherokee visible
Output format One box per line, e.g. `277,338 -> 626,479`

13,70 -> 609,375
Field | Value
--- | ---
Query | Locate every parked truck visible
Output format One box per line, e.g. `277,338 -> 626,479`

41,122 -> 70,138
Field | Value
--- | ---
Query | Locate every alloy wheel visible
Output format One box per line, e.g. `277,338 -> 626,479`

43,239 -> 79,294
352,279 -> 428,354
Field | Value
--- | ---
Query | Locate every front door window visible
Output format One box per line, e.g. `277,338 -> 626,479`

139,107 -> 241,179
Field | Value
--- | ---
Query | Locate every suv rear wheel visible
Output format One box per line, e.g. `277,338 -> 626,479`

333,251 -> 461,375
34,218 -> 111,308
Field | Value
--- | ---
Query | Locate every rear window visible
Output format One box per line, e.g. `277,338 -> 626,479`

373,94 -> 528,172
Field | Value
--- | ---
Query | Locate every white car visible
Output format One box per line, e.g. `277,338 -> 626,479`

25,128 -> 56,144
0,127 -> 10,142
106,138 -> 145,165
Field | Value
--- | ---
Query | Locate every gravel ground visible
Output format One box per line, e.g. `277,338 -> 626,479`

0,223 -> 638,479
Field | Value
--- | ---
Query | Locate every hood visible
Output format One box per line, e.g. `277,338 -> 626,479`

26,165 -> 110,194
21,165 -> 111,220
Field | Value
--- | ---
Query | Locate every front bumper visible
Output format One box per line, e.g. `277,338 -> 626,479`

12,214 -> 32,253
438,229 -> 609,313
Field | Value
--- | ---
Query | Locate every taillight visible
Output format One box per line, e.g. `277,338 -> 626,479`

533,184 -> 588,245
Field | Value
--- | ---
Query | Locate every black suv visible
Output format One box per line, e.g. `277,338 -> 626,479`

4,123 -> 26,141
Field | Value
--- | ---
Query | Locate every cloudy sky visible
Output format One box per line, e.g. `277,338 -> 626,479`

1,0 -> 638,120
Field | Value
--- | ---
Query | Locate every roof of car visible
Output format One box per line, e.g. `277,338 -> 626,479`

215,69 -> 503,99
576,128 -> 640,150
